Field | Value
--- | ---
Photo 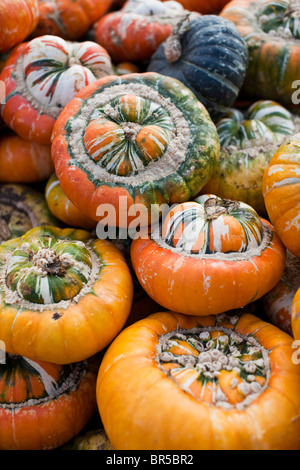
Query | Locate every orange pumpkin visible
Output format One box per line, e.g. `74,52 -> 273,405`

97,311 -> 300,450
131,195 -> 286,316
292,288 -> 300,340
0,353 -> 98,450
0,0 -> 39,53
45,173 -> 97,230
263,132 -> 300,258
92,0 -> 198,62
162,0 -> 230,13
0,226 -> 133,364
262,251 -> 300,336
0,133 -> 53,183
34,0 -> 113,40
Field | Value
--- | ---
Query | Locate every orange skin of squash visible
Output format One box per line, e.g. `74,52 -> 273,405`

162,0 -> 230,14
0,0 -> 39,53
45,174 -> 97,230
130,219 -> 286,316
263,279 -> 294,337
0,44 -> 56,145
292,288 -> 300,341
0,227 -> 133,364
263,135 -> 300,258
34,0 -> 113,40
96,311 -> 300,450
0,357 -> 98,450
93,11 -> 175,63
0,134 -> 53,183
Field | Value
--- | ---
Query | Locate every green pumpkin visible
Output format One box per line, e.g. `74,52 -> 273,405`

201,100 -> 297,215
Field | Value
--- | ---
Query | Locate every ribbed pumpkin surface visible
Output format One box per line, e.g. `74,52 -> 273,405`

148,15 -> 249,120
0,354 -> 98,450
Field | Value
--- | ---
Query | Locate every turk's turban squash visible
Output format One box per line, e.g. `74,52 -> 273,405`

202,100 -> 297,215
0,353 -> 98,450
0,0 -> 39,54
0,35 -> 114,145
221,0 -> 300,105
263,132 -> 300,258
51,72 -> 220,227
33,0 -> 113,40
97,311 -> 300,450
0,226 -> 133,364
148,14 -> 249,120
131,194 -> 286,316
92,0 -> 198,63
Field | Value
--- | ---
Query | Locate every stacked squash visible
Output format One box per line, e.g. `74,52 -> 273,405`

0,0 -> 299,452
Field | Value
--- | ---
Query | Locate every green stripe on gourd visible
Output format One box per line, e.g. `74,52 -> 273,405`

201,100 -> 296,215
217,100 -> 295,148
162,195 -> 263,255
6,236 -> 92,304
257,0 -> 300,39
85,94 -> 175,176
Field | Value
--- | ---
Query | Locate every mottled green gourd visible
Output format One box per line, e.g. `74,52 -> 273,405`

202,100 -> 297,215
6,236 -> 93,304
257,0 -> 300,38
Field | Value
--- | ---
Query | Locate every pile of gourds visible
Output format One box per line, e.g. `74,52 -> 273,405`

0,0 -> 299,451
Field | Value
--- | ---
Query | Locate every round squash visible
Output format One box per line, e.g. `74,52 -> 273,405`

0,353 -> 98,450
0,35 -> 114,145
51,72 -> 220,227
131,194 -> 286,316
92,0 -> 197,63
220,0 -> 300,105
0,184 -> 60,243
263,132 -> 300,258
45,173 -> 97,230
96,311 -> 300,450
262,251 -> 300,336
162,0 -> 231,14
148,15 -> 249,120
0,0 -> 39,53
0,132 -> 54,183
201,100 -> 297,215
0,226 -> 133,364
33,0 -> 113,40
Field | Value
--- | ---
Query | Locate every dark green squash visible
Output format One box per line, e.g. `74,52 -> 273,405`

148,15 -> 249,120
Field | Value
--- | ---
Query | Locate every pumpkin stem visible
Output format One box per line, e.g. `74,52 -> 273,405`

204,198 -> 239,220
120,122 -> 142,141
164,14 -> 191,63
32,248 -> 74,276
68,56 -> 82,67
